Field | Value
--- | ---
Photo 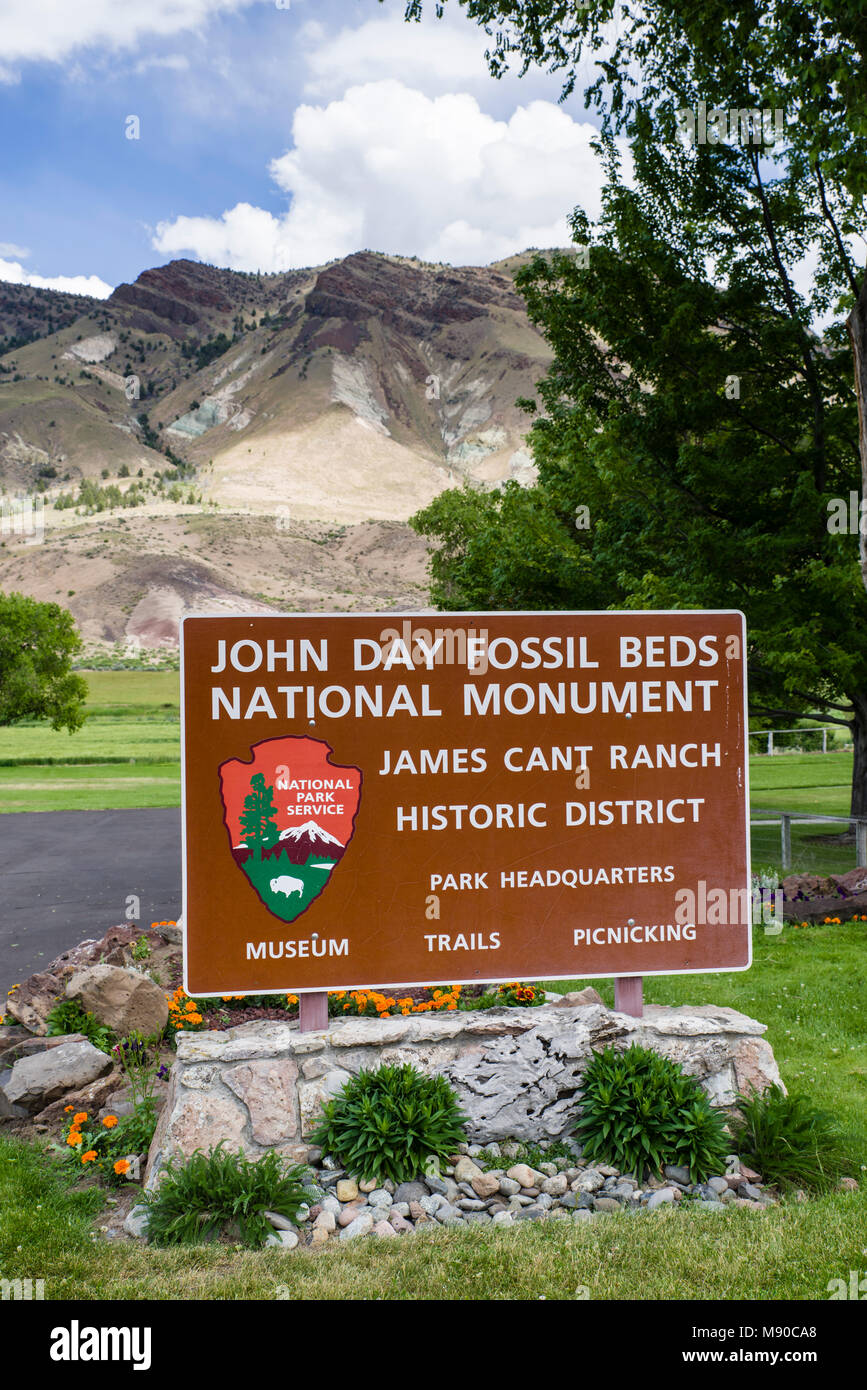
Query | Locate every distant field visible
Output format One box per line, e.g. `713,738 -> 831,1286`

0,670 -> 181,812
0,678 -> 861,881
748,750 -> 857,876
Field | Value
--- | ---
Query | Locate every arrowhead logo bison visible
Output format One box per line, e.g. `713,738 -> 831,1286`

219,737 -> 362,923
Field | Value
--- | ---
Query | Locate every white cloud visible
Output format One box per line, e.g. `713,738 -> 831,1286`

0,0 -> 258,71
0,257 -> 113,298
133,55 -> 191,76
301,11 -> 491,99
0,242 -> 30,259
153,80 -> 624,270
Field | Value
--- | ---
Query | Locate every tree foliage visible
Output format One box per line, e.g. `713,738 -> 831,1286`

401,0 -> 867,810
0,592 -> 88,732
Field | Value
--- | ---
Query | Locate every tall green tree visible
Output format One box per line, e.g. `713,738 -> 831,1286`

0,592 -> 88,732
240,773 -> 279,860
401,1 -> 867,813
387,0 -> 867,582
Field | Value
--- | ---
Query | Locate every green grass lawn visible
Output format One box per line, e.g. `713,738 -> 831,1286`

749,750 -> 859,876
0,922 -> 864,1300
0,671 -> 181,812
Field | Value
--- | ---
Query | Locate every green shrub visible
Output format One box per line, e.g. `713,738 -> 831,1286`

728,1085 -> 851,1192
143,1144 -> 310,1248
573,1044 -> 730,1183
45,999 -> 113,1053
310,1063 -> 469,1185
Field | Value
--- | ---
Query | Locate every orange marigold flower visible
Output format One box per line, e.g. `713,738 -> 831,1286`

81,1150 -> 97,1163
73,1112 -> 88,1125
102,1115 -> 118,1129
67,1131 -> 83,1147
64,1105 -> 74,1113
114,1159 -> 131,1175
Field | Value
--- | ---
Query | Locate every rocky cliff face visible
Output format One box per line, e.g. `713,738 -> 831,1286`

0,249 -> 550,648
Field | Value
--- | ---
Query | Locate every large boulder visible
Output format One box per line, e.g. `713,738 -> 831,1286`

65,965 -> 168,1038
0,1039 -> 113,1115
46,925 -> 145,978
4,972 -> 65,1035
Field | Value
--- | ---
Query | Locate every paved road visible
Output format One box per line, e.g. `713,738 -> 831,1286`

0,808 -> 181,994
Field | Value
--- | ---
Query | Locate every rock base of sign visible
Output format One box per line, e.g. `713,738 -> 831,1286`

145,1002 -> 783,1190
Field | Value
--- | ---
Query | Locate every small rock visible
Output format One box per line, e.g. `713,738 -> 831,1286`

265,1230 -> 299,1249
339,1213 -> 375,1241
309,1226 -> 330,1246
837,1176 -> 859,1193
453,1156 -> 484,1184
457,1198 -> 487,1211
337,1203 -> 364,1227
336,1178 -> 359,1203
470,1172 -> 501,1200
425,1175 -> 460,1201
541,1175 -> 568,1197
408,1201 -> 427,1221
708,1177 -> 729,1194
393,1181 -> 428,1205
367,1189 -> 392,1208
389,1211 -> 414,1233
498,1177 -> 521,1197
597,1165 -> 620,1177
515,1205 -> 548,1222
719,1189 -> 737,1205
372,1220 -> 397,1238
538,1162 -> 559,1178
358,1178 -> 377,1193
646,1187 -> 678,1211
306,1147 -> 323,1165
264,1210 -> 296,1231
313,1211 -> 336,1232
734,1198 -> 764,1211
694,1201 -> 726,1212
739,1182 -> 763,1201
123,1205 -> 150,1240
433,1202 -> 464,1225
593,1196 -> 621,1213
572,1170 -> 604,1194
320,1195 -> 341,1216
491,1211 -> 514,1226
506,1163 -> 543,1188
663,1164 -> 691,1186
738,1164 -> 762,1183
391,1202 -> 410,1217
464,1212 -> 492,1225
571,1208 -> 594,1223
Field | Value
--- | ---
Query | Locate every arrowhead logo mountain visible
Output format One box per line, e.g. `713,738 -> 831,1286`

219,736 -> 362,924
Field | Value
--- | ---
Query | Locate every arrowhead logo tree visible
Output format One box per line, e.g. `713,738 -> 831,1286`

219,736 -> 362,924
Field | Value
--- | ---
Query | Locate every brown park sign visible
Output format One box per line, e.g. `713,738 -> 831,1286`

180,610 -> 750,996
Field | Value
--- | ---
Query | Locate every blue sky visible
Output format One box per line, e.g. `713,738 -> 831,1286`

0,0 -> 613,297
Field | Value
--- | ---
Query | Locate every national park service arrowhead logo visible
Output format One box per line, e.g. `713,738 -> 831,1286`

219,737 -> 362,923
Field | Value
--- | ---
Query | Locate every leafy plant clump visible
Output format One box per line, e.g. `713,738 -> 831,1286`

45,998 -> 114,1053
143,1144 -> 311,1248
728,1085 -> 851,1193
573,1044 -> 730,1184
310,1063 -> 469,1185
